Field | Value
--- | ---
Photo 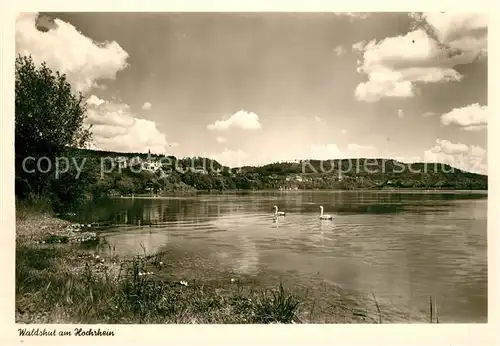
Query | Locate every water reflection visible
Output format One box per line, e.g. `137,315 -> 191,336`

73,190 -> 487,322
319,219 -> 335,233
100,229 -> 172,257
226,234 -> 260,275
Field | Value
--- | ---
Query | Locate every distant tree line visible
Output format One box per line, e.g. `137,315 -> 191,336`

15,55 -> 488,213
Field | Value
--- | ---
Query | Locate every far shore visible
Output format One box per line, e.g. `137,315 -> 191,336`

111,188 -> 488,198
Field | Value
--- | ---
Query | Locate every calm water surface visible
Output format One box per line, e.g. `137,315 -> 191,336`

72,190 -> 487,323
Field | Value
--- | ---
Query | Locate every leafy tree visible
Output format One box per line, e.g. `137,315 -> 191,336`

15,54 -> 93,209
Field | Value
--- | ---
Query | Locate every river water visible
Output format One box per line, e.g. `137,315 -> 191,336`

71,190 -> 487,323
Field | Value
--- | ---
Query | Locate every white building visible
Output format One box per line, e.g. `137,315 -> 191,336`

112,150 -> 167,173
141,160 -> 163,172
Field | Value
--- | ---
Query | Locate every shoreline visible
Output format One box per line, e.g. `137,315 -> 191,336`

15,212 -> 430,324
110,188 -> 488,199
15,212 -> 302,324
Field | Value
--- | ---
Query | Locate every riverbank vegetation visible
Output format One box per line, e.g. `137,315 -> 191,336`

17,213 -> 428,324
16,213 -> 304,324
79,149 -> 488,200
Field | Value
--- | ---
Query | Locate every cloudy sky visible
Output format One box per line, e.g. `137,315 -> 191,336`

15,12 -> 487,173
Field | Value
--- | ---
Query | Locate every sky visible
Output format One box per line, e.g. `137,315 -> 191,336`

15,12 -> 488,173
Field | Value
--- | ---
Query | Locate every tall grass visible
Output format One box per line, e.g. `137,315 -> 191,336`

253,283 -> 301,323
16,194 -> 53,220
15,244 -> 301,324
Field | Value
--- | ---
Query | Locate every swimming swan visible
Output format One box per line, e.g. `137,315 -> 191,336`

273,206 -> 286,216
319,206 -> 333,220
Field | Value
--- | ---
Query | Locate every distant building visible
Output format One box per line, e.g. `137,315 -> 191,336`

141,160 -> 162,172
115,152 -> 164,173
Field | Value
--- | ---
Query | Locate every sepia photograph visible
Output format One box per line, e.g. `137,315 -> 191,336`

13,10 -> 488,328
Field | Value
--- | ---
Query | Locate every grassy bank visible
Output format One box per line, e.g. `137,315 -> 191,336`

16,212 -> 306,324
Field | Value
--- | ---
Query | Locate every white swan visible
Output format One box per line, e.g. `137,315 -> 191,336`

273,206 -> 286,217
319,206 -> 333,220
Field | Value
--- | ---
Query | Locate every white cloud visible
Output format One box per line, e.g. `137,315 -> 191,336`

417,12 -> 487,56
341,129 -> 348,135
86,94 -> 106,107
352,41 -> 366,52
428,139 -> 469,154
346,143 -> 378,158
141,102 -> 152,110
306,142 -> 376,160
353,13 -> 487,102
314,116 -> 322,122
423,139 -> 487,174
85,97 -> 135,128
333,45 -> 345,56
207,110 -> 261,131
15,13 -> 173,155
85,95 -> 174,154
16,13 -> 129,92
210,149 -> 249,167
440,103 -> 487,131
216,136 -> 227,143
462,122 -> 487,132
335,12 -> 370,19
310,144 -> 343,159
347,143 -> 376,151
398,109 -> 405,118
